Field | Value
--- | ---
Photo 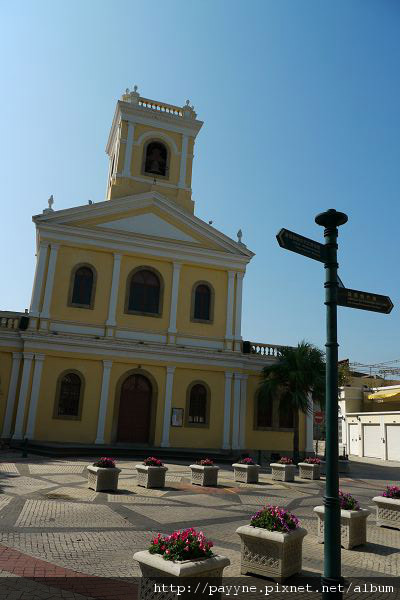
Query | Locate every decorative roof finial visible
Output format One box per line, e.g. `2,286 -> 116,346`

122,85 -> 140,103
237,229 -> 243,244
182,98 -> 196,119
43,194 -> 54,214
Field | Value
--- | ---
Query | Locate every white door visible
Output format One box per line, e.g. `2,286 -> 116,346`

363,424 -> 381,458
348,424 -> 359,456
386,425 -> 400,461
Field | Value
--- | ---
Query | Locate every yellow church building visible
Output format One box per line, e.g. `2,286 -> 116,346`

0,87 -> 313,459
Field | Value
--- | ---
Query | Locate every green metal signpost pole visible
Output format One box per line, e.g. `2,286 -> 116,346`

315,209 -> 348,599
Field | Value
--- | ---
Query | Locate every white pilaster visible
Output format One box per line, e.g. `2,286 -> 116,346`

232,374 -> 241,450
40,243 -> 60,321
234,272 -> 244,351
30,242 -> 49,317
225,271 -> 235,349
1,352 -> 22,438
161,366 -> 175,447
222,372 -> 233,449
168,262 -> 182,338
305,394 -> 314,453
178,134 -> 189,188
25,354 -> 45,439
106,253 -> 122,334
95,360 -> 113,444
122,123 -> 135,177
12,352 -> 34,440
239,374 -> 248,449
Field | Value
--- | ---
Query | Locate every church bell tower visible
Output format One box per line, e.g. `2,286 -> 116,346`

106,86 -> 203,213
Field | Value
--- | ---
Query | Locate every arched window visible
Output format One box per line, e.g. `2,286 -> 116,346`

126,268 -> 162,315
143,141 -> 168,177
256,395 -> 273,428
279,400 -> 294,428
70,265 -> 96,308
187,383 -> 209,425
55,372 -> 83,419
191,282 -> 214,323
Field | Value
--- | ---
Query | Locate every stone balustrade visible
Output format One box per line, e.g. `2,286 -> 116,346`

138,97 -> 184,117
0,311 -> 28,331
242,341 -> 287,357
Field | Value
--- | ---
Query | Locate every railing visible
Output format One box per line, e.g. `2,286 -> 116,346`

0,311 -> 29,331
138,97 -> 184,117
242,341 -> 286,357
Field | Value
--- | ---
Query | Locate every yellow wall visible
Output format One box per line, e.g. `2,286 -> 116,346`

245,374 -> 307,453
34,355 -> 103,443
169,367 -> 225,448
105,361 -> 166,445
50,246 -> 113,325
177,265 -> 227,339
0,351 -> 13,429
116,255 -> 172,332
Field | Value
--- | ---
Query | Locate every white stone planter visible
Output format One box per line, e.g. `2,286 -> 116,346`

134,550 -> 230,600
270,463 -> 296,482
236,525 -> 307,582
136,465 -> 168,489
372,496 -> 400,530
87,465 -> 121,492
190,464 -> 219,486
298,462 -> 320,480
232,463 -> 260,483
313,505 -> 370,549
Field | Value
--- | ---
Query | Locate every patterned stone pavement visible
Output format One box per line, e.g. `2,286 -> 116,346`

0,451 -> 399,599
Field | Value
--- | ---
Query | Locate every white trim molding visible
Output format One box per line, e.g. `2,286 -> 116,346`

50,322 -> 105,336
1,352 -> 22,438
234,272 -> 244,351
231,374 -> 242,450
30,242 -> 49,317
12,352 -> 34,440
239,374 -> 248,449
40,243 -> 60,321
95,360 -> 113,444
161,366 -> 175,447
135,130 -> 179,155
106,253 -> 122,331
168,262 -> 182,337
222,372 -> 233,449
25,354 -> 45,439
225,271 -> 235,347
122,123 -> 135,177
178,134 -> 189,188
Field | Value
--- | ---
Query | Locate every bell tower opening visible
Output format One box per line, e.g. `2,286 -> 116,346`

105,86 -> 203,213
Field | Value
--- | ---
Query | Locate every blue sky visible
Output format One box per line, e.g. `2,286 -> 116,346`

2,1 -> 399,368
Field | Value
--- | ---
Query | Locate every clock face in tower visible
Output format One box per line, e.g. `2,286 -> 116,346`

144,141 -> 167,177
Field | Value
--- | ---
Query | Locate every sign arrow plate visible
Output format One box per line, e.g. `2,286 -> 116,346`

277,228 -> 326,262
338,287 -> 394,314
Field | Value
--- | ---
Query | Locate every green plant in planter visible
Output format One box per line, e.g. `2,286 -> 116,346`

382,485 -> 400,499
250,505 -> 300,533
149,528 -> 214,561
339,490 -> 360,511
93,457 -> 116,468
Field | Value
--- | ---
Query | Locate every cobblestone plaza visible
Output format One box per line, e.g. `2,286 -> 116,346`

0,452 -> 399,599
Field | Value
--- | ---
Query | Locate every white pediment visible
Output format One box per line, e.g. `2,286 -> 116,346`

96,213 -> 199,243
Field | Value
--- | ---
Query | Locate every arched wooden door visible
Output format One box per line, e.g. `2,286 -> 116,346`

117,374 -> 152,443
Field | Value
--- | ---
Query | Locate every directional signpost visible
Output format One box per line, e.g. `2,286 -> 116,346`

277,228 -> 327,262
277,209 -> 393,599
338,288 -> 393,314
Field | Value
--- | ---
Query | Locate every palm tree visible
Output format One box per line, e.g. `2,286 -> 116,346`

257,341 -> 325,462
